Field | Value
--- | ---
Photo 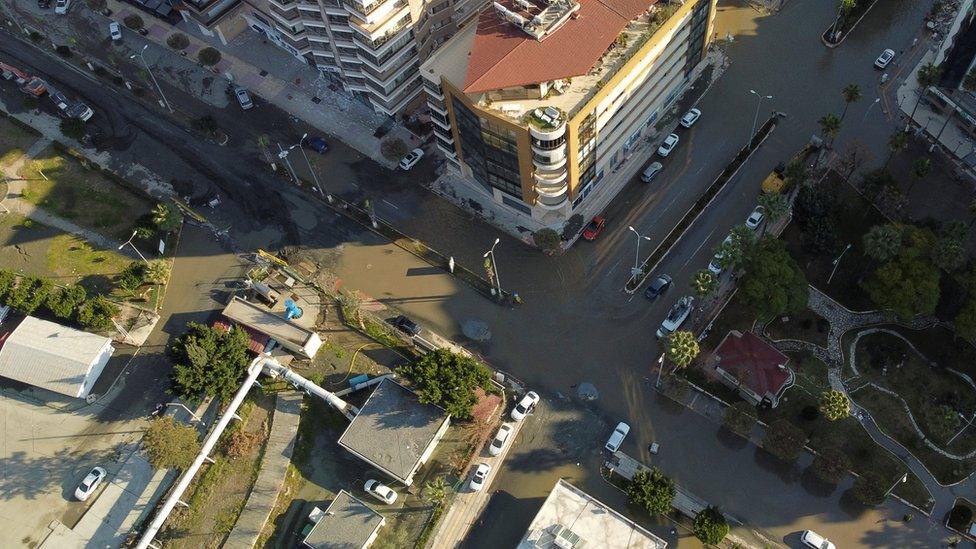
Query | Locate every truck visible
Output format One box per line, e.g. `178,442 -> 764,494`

761,162 -> 786,194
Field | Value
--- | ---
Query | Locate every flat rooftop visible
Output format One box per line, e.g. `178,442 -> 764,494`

338,378 -> 448,483
303,491 -> 384,548
221,296 -> 314,347
518,479 -> 667,549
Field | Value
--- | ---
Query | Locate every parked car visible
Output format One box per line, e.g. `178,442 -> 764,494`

707,234 -> 734,275
679,107 -> 702,128
874,48 -> 895,69
74,466 -> 106,501
511,391 -> 540,421
644,274 -> 672,301
364,479 -> 398,504
469,463 -> 491,492
745,205 -> 765,230
66,102 -> 94,122
657,133 -> 679,157
488,423 -> 514,456
398,148 -> 424,170
655,295 -> 694,339
234,87 -> 254,110
800,530 -> 836,549
641,161 -> 663,183
109,22 -> 122,41
604,422 -> 630,453
38,0 -> 52,9
392,314 -> 421,336
304,135 -> 328,153
54,0 -> 71,14
581,215 -> 606,241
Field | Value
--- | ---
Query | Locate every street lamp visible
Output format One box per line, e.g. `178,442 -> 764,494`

748,89 -> 773,144
861,98 -> 881,122
654,353 -> 666,388
165,402 -> 203,424
826,243 -> 852,285
296,132 -> 332,203
627,226 -> 652,279
130,45 -> 172,113
277,142 -> 300,183
119,229 -> 149,264
483,238 -> 502,299
883,473 -> 908,498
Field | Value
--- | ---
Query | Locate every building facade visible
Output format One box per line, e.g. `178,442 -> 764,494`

422,0 -> 716,228
239,0 -> 485,115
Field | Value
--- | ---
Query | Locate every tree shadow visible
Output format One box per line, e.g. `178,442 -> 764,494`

752,446 -> 800,485
716,426 -> 750,450
799,466 -> 839,498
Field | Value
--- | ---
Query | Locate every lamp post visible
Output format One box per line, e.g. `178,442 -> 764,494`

119,229 -> 149,264
277,142 -> 300,183
654,353 -> 666,388
749,89 -> 773,144
296,132 -> 332,203
826,243 -> 852,284
627,226 -> 652,279
483,237 -> 502,299
130,45 -> 172,113
861,98 -> 881,122
166,402 -> 204,424
884,473 -> 908,497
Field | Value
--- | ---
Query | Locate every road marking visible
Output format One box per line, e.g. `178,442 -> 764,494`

606,258 -> 621,277
682,227 -> 717,271
382,199 -> 399,210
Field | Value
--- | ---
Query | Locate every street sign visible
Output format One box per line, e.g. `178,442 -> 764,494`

158,239 -> 165,255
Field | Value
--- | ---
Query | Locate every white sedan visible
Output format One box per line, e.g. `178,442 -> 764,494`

657,133 -> 679,157
801,530 -> 836,549
511,391 -> 540,421
874,48 -> 895,69
398,148 -> 424,170
364,479 -> 398,504
109,22 -> 122,41
679,108 -> 702,128
469,463 -> 491,492
74,466 -> 107,501
604,422 -> 630,452
745,205 -> 765,230
488,423 -> 514,456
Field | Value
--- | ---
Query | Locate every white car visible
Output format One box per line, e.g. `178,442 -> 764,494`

800,530 -> 836,549
398,148 -> 424,170
235,87 -> 254,110
657,133 -> 679,157
364,479 -> 398,504
679,108 -> 702,128
511,391 -> 540,421
488,423 -> 514,456
109,22 -> 122,41
655,295 -> 694,339
707,234 -> 734,275
74,466 -> 107,501
55,0 -> 71,14
874,48 -> 895,69
745,205 -> 765,230
469,463 -> 491,492
604,422 -> 630,453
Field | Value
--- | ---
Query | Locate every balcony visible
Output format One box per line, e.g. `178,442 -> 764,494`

533,152 -> 566,171
343,0 -> 404,24
353,21 -> 411,52
526,106 -> 566,141
533,166 -> 567,187
534,182 -> 569,209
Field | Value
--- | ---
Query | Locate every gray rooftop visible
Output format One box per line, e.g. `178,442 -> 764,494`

221,296 -> 314,347
303,491 -> 384,549
338,378 -> 448,484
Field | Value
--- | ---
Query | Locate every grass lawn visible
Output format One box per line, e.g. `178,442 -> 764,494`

0,116 -> 40,168
46,234 -> 133,293
765,308 -> 830,347
17,147 -> 153,239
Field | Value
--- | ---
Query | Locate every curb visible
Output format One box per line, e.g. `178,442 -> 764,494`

820,0 -> 881,48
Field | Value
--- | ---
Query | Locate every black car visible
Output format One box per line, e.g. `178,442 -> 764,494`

644,274 -> 673,301
38,0 -> 51,8
393,315 -> 421,336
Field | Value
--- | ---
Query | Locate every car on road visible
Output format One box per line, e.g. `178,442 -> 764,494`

745,205 -> 765,230
234,87 -> 254,110
304,135 -> 329,153
364,479 -> 398,504
38,0 -> 52,8
469,463 -> 491,492
67,102 -> 94,122
800,530 -> 836,549
55,0 -> 71,14
581,215 -> 606,241
641,161 -> 663,183
109,22 -> 122,41
655,295 -> 694,339
874,48 -> 895,69
488,423 -> 514,456
644,274 -> 672,301
511,391 -> 539,421
604,422 -> 630,452
392,314 -> 421,336
398,148 -> 424,170
707,234 -> 734,275
657,133 -> 679,157
74,466 -> 106,501
679,108 -> 702,128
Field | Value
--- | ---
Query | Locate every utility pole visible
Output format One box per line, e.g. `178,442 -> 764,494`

296,132 -> 332,203
131,45 -> 172,113
628,226 -> 652,279
483,237 -> 502,300
277,143 -> 299,183
749,89 -> 773,146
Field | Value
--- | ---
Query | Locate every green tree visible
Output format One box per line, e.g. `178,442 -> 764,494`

762,419 -> 807,463
812,447 -> 851,484
840,83 -> 862,121
886,131 -> 909,166
60,118 -> 86,140
911,63 -> 942,122
6,275 -> 53,314
964,69 -> 976,92
925,404 -> 962,441
45,284 -> 87,320
757,192 -> 790,232
819,390 -> 850,421
783,160 -> 808,188
723,401 -> 757,439
908,157 -> 932,193
716,225 -> 757,271
198,47 -> 222,66
424,477 -> 449,505
0,269 -> 17,301
691,269 -> 718,299
864,257 -> 940,319
77,296 -> 119,331
933,236 -> 966,271
665,330 -> 699,369
398,349 -> 493,419
851,471 -> 888,506
123,14 -> 144,30
143,416 -> 201,470
193,114 -> 219,134
738,239 -> 809,319
166,32 -> 190,51
955,299 -> 976,342
862,224 -> 903,262
152,203 -> 182,233
818,113 -> 842,147
693,506 -> 730,545
626,468 -> 675,516
144,260 -> 171,284
116,262 -> 147,291
533,228 -> 561,253
169,322 -> 250,401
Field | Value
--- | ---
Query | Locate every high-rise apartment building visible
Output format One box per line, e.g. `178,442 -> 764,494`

240,0 -> 485,115
421,0 -> 716,226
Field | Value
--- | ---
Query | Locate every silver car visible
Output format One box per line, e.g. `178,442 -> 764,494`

74,466 -> 107,501
235,87 -> 254,110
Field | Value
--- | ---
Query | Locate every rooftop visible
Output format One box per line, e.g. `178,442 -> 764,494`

710,330 -> 792,397
303,491 -> 385,549
338,378 -> 449,483
518,479 -> 667,549
221,296 -> 315,348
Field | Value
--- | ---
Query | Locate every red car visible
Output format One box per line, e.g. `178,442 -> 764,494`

582,215 -> 606,241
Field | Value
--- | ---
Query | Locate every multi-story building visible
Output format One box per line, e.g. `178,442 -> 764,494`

421,0 -> 716,227
240,0 -> 486,115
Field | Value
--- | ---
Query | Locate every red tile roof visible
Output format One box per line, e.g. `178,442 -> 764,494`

214,319 -> 269,355
463,0 -> 658,93
712,331 -> 791,397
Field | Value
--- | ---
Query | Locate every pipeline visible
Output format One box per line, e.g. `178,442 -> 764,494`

261,359 -> 359,420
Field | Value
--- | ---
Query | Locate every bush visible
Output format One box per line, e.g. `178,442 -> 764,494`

166,32 -> 190,51
45,284 -> 87,320
626,468 -> 675,516
55,45 -> 72,58
60,118 -> 86,140
198,47 -> 221,66
123,14 -> 144,30
762,419 -> 807,463
398,349 -> 493,420
380,138 -> 410,160
533,228 -> 561,253
851,471 -> 888,506
224,429 -> 261,458
77,296 -> 119,331
192,114 -> 218,134
143,416 -> 201,470
116,261 -> 147,291
6,276 -> 53,314
693,506 -> 729,545
723,401 -> 757,438
812,447 -> 850,484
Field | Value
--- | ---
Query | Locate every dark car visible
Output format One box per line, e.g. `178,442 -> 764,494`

644,274 -> 673,300
304,136 -> 328,153
393,315 -> 421,336
581,215 -> 606,241
38,0 -> 52,8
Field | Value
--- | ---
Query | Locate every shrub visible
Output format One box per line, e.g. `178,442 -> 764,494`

166,32 -> 190,50
60,118 -> 86,140
77,296 -> 119,331
45,284 -> 87,320
192,114 -> 218,134
143,416 -> 201,469
380,138 -> 410,160
762,419 -> 807,463
123,14 -> 144,30
723,401 -> 757,438
533,228 -> 561,253
116,261 -> 147,291
693,506 -> 729,545
812,447 -> 851,484
55,45 -> 72,58
198,47 -> 221,66
224,429 -> 261,458
851,471 -> 888,506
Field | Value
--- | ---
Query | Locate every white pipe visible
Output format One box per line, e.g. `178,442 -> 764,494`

261,360 -> 359,420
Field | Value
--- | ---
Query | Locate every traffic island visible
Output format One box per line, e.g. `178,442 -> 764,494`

821,0 -> 882,48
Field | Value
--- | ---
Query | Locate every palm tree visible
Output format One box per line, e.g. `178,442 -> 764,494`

818,113 -> 842,148
840,84 -> 862,121
665,330 -> 700,369
910,63 -> 942,124
152,203 -> 182,233
908,157 -> 932,193
886,130 -> 909,166
424,477 -> 449,505
691,270 -> 718,299
862,224 -> 902,262
758,192 -> 790,236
